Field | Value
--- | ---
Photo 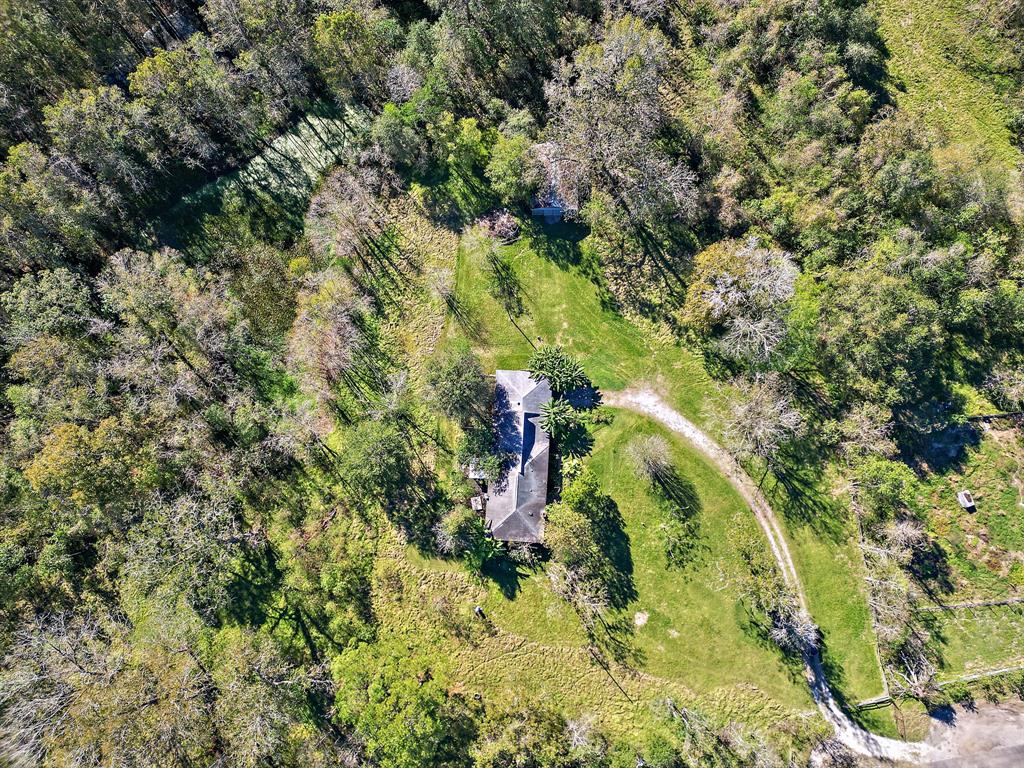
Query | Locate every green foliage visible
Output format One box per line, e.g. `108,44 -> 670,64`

527,346 -> 589,395
427,345 -> 490,426
332,641 -> 477,768
485,133 -> 538,206
436,507 -> 500,573
539,399 -> 583,441
312,7 -> 399,103
473,700 -> 608,768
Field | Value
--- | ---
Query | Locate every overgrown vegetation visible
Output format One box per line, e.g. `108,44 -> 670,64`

4,0 -> 1024,763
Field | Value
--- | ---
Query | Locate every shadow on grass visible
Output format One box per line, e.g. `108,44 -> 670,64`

910,539 -> 956,597
482,556 -> 528,600
521,218 -> 588,270
768,440 -> 851,544
593,495 -> 637,611
651,468 -> 707,570
903,421 -> 982,475
442,292 -> 482,339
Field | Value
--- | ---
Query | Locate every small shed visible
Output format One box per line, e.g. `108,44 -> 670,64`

530,142 -> 581,224
957,490 -> 976,511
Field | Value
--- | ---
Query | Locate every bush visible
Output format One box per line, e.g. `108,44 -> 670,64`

628,434 -> 672,482
527,345 -> 589,395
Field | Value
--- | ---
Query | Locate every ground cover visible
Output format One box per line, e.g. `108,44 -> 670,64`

398,410 -> 816,742
440,221 -> 887,715
871,0 -> 1021,168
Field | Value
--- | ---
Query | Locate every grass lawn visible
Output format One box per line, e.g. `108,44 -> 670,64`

397,410 -> 815,742
448,222 -> 712,420
932,604 -> 1024,680
437,221 -> 887,719
871,0 -> 1021,168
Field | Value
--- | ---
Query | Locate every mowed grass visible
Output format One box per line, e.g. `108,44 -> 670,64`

447,225 -> 886,707
931,604 -> 1024,680
401,411 -> 814,738
786,521 -> 886,702
871,0 -> 1020,168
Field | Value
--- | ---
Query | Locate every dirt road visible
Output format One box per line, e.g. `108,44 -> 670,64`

604,387 -> 937,763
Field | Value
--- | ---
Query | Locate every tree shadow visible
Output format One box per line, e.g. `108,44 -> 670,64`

902,421 -> 981,475
651,468 -> 707,570
909,539 -> 956,597
558,422 -> 595,458
594,612 -> 646,668
565,384 -> 602,411
481,555 -> 527,600
591,494 -> 637,611
442,291 -> 482,339
521,218 -> 588,270
768,443 -> 850,544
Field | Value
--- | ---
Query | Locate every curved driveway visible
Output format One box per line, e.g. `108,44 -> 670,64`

604,387 -> 938,763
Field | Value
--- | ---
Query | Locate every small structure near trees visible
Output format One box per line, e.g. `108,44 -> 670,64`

484,370 -> 552,543
530,142 -> 580,223
957,490 -> 976,511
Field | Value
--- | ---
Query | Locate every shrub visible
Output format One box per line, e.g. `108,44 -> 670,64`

527,345 -> 589,395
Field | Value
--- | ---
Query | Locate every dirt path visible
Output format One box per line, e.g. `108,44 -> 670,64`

603,388 -> 805,609
604,387 -> 938,764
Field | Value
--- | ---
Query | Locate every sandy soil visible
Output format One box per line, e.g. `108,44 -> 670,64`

922,701 -> 1024,766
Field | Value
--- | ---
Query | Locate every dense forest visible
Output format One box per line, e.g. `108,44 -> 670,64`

3,0 -> 1024,765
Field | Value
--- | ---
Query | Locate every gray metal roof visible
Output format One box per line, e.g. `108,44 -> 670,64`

486,370 -> 552,543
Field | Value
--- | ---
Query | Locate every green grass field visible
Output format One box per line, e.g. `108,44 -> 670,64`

872,0 -> 1021,168
399,410 -> 815,742
919,427 -> 1024,602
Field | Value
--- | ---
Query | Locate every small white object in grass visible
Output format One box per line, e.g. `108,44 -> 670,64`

957,490 -> 975,510
634,611 -> 649,627
667,628 -> 680,639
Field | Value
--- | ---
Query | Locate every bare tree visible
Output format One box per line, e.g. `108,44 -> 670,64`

985,362 -> 1024,411
720,373 -> 804,465
698,238 -> 798,363
386,63 -> 422,103
287,270 -> 369,406
836,402 -> 897,459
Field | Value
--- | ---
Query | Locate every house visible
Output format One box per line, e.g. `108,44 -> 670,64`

485,370 -> 552,543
